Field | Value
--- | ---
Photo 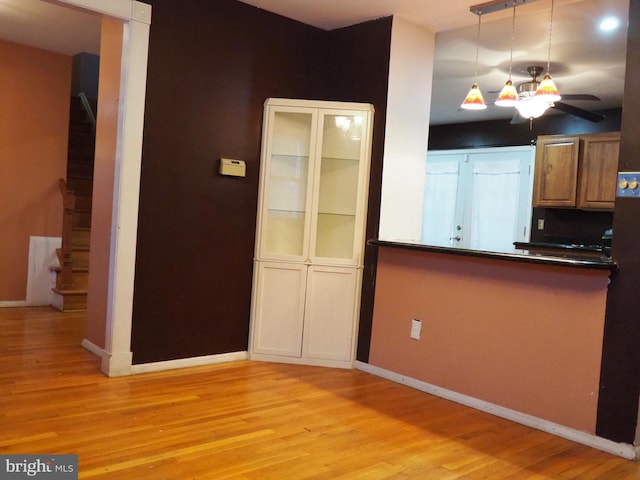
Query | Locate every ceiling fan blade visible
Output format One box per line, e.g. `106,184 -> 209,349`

552,101 -> 605,122
560,94 -> 601,101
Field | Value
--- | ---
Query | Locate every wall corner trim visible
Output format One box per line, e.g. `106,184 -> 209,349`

101,350 -> 133,377
130,351 -> 248,375
354,361 -> 638,460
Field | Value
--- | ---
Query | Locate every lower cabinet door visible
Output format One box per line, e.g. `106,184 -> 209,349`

250,261 -> 306,357
302,265 -> 359,362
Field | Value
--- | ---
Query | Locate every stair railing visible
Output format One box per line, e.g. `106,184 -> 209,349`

78,92 -> 96,132
57,178 -> 76,289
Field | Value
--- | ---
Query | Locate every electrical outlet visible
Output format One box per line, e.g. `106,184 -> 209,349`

410,319 -> 422,340
537,219 -> 545,230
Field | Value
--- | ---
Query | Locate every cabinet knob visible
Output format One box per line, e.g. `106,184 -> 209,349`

630,179 -> 639,190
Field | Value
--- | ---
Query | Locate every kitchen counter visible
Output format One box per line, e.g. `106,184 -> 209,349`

368,239 -> 617,271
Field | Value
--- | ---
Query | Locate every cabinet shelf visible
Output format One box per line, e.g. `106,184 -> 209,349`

322,156 -> 359,163
272,153 -> 309,160
268,208 -> 305,214
317,212 -> 356,217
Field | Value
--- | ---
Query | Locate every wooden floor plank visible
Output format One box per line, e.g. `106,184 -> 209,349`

1,307 -> 639,479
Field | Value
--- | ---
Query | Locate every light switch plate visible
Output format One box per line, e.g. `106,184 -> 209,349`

410,319 -> 421,340
616,172 -> 640,198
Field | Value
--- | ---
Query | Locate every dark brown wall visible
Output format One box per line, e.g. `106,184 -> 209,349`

324,19 -> 393,362
428,108 -> 622,150
596,0 -> 640,443
131,0 -> 391,363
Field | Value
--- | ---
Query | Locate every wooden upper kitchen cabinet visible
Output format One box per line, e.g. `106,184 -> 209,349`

577,132 -> 620,209
533,135 -> 580,208
533,132 -> 620,210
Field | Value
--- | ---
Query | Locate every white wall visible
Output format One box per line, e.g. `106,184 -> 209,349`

378,17 -> 435,243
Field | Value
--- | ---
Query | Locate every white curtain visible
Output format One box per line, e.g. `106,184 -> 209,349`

468,158 -> 521,252
422,160 -> 460,247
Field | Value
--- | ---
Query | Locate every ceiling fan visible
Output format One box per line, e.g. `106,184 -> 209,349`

509,66 -> 605,124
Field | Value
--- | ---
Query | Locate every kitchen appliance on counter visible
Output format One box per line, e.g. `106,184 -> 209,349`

516,228 -> 613,257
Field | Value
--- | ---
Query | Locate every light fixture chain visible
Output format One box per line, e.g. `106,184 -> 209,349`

546,0 -> 554,74
508,1 -> 516,79
474,13 -> 482,81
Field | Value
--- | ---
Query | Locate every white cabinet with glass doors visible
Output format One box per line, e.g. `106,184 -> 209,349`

249,98 -> 374,368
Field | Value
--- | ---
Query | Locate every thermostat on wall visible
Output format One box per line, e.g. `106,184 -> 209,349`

219,158 -> 246,177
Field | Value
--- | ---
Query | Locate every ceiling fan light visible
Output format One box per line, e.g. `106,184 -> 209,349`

461,83 -> 487,110
516,98 -> 551,119
534,73 -> 561,102
495,80 -> 519,107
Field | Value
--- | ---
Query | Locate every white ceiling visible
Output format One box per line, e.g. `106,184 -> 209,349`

0,0 -> 629,125
0,0 -> 100,56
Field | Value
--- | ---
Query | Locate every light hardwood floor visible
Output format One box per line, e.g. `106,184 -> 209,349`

2,307 -> 640,479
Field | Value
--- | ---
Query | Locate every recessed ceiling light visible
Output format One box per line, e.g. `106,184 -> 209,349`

599,16 -> 621,31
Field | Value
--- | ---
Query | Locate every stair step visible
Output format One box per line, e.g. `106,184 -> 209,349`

51,288 -> 87,312
72,228 -> 91,248
66,176 -> 93,194
71,248 -> 90,269
75,194 -> 92,211
68,162 -> 94,178
72,211 -> 92,229
51,266 -> 89,290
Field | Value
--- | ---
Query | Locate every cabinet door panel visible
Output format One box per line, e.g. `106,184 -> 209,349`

251,262 -> 306,357
302,266 -> 358,362
259,110 -> 315,260
311,111 -> 370,264
533,136 -> 580,207
578,135 -> 619,210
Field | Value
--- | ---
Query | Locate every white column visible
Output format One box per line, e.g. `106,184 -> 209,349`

379,17 -> 435,243
102,3 -> 151,376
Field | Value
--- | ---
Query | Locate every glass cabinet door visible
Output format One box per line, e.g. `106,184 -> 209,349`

262,111 -> 314,258
312,111 -> 365,261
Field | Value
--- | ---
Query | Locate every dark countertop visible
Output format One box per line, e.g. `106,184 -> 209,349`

368,239 -> 617,271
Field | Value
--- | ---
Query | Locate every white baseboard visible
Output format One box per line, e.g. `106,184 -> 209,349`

130,351 -> 248,375
248,352 -> 354,369
0,301 -> 29,308
355,361 -> 638,460
81,338 -> 105,359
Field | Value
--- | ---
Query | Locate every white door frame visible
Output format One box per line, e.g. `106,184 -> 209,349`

44,0 -> 151,376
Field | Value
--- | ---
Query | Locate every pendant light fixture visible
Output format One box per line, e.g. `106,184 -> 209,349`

461,12 -> 487,110
495,1 -> 519,107
534,0 -> 561,102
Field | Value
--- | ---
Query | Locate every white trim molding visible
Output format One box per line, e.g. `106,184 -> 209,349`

355,361 -> 638,460
130,351 -> 248,375
81,338 -> 105,359
0,301 -> 29,308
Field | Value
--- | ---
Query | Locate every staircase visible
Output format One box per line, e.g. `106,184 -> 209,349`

51,94 -> 96,312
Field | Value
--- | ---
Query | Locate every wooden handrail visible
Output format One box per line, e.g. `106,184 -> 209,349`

57,178 -> 76,289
